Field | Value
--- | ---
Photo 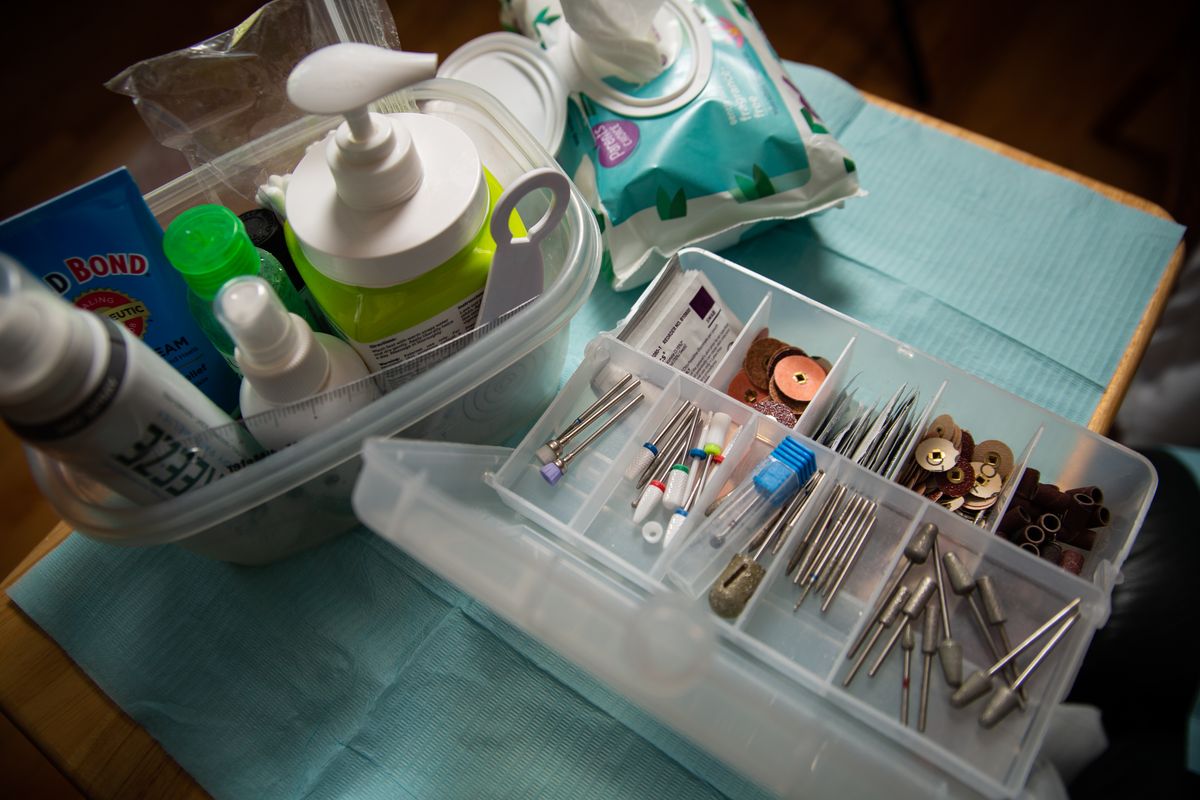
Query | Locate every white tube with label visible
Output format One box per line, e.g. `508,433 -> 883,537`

0,271 -> 254,504
215,276 -> 379,450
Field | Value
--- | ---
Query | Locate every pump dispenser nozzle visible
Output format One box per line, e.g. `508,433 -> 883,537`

287,44 -> 438,211
284,43 -> 489,288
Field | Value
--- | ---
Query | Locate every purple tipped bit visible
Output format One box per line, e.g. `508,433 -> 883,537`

539,462 -> 564,486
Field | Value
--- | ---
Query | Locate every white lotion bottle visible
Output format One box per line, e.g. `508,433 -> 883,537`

215,276 -> 378,450
0,265 -> 254,504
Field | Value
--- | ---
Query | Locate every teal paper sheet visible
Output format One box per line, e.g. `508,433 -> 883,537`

9,532 -> 762,800
8,64 -> 1184,800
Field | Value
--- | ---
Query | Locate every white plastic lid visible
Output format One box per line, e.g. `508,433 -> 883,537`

285,44 -> 488,287
439,33 -> 568,155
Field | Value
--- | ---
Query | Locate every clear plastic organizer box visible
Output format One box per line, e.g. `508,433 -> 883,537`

23,79 -> 601,565
354,248 -> 1156,799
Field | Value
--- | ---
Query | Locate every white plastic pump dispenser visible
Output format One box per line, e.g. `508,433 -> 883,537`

215,276 -> 377,450
0,263 -> 252,504
285,43 -> 488,287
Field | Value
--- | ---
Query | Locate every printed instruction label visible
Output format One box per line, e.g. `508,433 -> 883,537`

350,290 -> 484,388
634,273 -> 741,382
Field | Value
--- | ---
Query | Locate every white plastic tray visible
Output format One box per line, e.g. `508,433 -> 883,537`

354,248 -> 1155,798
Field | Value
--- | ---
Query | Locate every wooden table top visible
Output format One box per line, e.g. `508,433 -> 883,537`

0,96 -> 1185,799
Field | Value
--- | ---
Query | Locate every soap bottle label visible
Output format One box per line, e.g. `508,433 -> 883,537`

348,289 -> 484,385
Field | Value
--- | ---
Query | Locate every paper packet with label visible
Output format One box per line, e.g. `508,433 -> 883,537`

616,256 -> 742,382
508,0 -> 862,290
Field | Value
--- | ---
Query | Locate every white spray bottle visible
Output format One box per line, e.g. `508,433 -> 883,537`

214,276 -> 378,450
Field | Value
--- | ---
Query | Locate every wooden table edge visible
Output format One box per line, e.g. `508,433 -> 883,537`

2,522 -> 207,798
1,96 -> 1185,800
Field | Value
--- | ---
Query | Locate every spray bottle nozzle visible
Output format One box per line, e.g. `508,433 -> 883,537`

215,277 -> 296,369
215,276 -> 334,405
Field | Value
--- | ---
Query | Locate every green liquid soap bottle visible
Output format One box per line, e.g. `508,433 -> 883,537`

162,205 -> 321,374
281,44 -> 517,386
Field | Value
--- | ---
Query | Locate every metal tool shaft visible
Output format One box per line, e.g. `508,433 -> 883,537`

790,484 -> 846,581
635,406 -> 696,490
556,374 -> 634,442
561,395 -> 644,466
820,508 -> 877,612
901,621 -> 914,726
844,585 -> 911,687
988,598 -> 1082,679
933,538 -> 952,637
869,577 -> 936,678
919,604 -> 938,732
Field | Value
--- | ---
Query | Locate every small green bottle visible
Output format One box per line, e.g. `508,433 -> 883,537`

163,205 -> 320,373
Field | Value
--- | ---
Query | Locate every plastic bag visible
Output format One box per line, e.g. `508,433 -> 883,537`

106,0 -> 400,169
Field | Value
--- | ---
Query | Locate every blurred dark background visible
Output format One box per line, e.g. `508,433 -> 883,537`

1,1 -> 1195,796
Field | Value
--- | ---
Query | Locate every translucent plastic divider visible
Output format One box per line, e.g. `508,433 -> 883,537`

581,352 -> 758,577
570,376 -> 684,536
663,416 -> 800,598
737,458 -> 926,679
793,337 -> 857,438
978,424 -> 1044,537
707,292 -> 772,394
883,380 -> 948,482
647,412 -> 767,580
1013,421 -> 1158,595
828,503 -> 1101,795
490,339 -> 676,537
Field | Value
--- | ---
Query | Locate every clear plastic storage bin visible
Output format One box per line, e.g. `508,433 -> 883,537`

24,79 -> 601,564
354,248 -> 1155,799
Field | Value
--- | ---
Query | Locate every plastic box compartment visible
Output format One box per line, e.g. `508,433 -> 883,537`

23,78 -> 601,565
354,248 -> 1155,798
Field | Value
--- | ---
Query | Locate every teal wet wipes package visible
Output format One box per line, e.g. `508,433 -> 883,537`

511,0 -> 862,290
0,169 -> 241,411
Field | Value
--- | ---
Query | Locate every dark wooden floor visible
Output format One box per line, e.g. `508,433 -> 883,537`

1,1 -> 1194,796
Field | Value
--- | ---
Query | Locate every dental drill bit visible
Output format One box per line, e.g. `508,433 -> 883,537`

919,603 -> 938,732
846,522 -> 937,660
942,551 -> 1007,679
539,374 -> 637,463
633,408 -> 699,520
794,493 -> 870,607
979,612 -> 1081,728
900,620 -> 915,726
932,538 -> 963,687
869,576 -> 936,678
951,597 -> 1082,709
819,501 -> 878,613
635,406 -> 697,494
540,394 -> 645,485
844,585 -> 912,687
977,575 -> 1027,707
789,484 -> 847,582
623,399 -> 692,480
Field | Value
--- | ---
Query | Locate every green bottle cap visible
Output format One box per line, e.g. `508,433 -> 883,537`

163,205 -> 259,299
